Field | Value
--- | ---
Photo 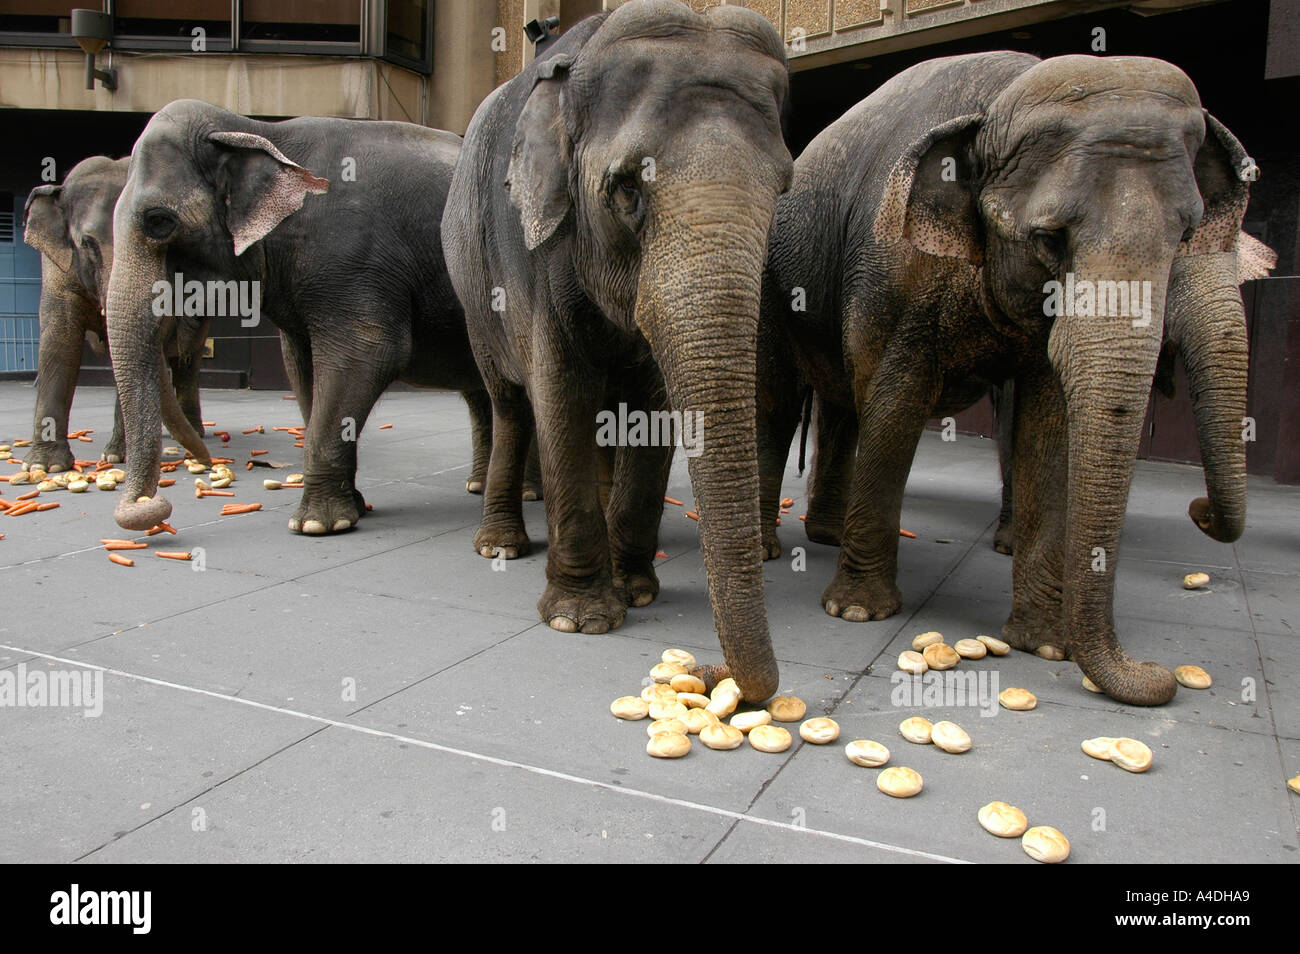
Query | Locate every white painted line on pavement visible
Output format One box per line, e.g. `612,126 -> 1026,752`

1,642 -> 971,864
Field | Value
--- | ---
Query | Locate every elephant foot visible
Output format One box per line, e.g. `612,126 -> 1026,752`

26,441 -> 75,475
539,582 -> 626,634
804,513 -> 843,548
288,486 -> 365,535
1001,614 -> 1067,659
992,520 -> 1014,555
474,523 -> 531,560
613,560 -> 659,608
822,568 -> 901,622
761,527 -> 781,561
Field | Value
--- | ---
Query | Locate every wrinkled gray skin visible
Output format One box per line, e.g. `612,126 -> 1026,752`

23,156 -> 209,472
767,227 -> 1275,561
443,0 -> 794,703
761,53 -> 1259,706
990,228 -> 1274,555
108,99 -> 515,535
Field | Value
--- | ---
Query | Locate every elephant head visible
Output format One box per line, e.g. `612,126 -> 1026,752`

505,0 -> 794,701
877,56 -> 1257,704
24,156 -> 209,469
107,100 -> 328,531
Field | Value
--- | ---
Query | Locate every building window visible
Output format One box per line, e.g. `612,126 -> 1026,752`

114,0 -> 232,43
241,0 -> 361,45
0,0 -> 74,36
384,0 -> 431,72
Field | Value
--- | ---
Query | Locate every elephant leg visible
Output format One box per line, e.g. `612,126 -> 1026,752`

606,375 -> 674,608
822,344 -> 936,622
171,349 -> 204,437
280,329 -> 313,426
522,428 -> 543,502
805,398 -> 856,547
757,381 -> 802,563
288,336 -> 401,535
991,380 -> 1015,555
532,340 -> 624,635
463,388 -> 492,495
474,375 -> 533,560
27,297 -> 83,474
104,394 -> 126,464
1001,365 -> 1067,657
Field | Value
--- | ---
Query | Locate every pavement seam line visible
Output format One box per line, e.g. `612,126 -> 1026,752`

0,641 -> 972,864
1230,540 -> 1298,836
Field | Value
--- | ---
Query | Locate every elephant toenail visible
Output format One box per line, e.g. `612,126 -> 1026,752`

549,616 -> 578,633
288,518 -> 301,532
1036,645 -> 1065,660
332,519 -> 352,532
302,519 -> 327,535
841,606 -> 869,622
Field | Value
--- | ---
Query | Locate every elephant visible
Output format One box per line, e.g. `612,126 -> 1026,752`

758,52 -> 1261,706
22,156 -> 210,472
442,0 -> 794,702
989,227 -> 1274,555
106,99 -> 520,535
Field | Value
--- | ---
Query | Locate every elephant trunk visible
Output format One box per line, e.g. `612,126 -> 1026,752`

638,181 -> 780,703
1166,252 -> 1248,543
106,233 -> 173,531
1051,250 -> 1177,705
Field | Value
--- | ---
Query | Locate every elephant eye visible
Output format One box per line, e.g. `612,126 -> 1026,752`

1029,228 -> 1068,269
605,174 -> 644,229
141,207 -> 179,242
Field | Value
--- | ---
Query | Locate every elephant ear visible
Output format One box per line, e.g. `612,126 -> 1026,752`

1180,112 -> 1254,257
874,113 -> 984,265
208,131 -> 330,256
506,55 -> 574,251
23,184 -> 72,271
1235,230 -> 1276,284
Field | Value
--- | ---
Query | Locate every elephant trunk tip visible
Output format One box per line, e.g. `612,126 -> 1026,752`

114,495 -> 173,532
1080,658 -> 1177,707
1188,496 -> 1244,543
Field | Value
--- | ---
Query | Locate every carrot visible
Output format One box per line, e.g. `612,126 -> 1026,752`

776,518 -> 781,526
378,424 -> 393,430
17,490 -> 39,501
685,510 -> 699,521
76,435 -> 93,442
293,442 -> 304,448
282,395 -> 296,400
281,483 -> 304,489
781,497 -> 794,508
799,515 -> 806,521
211,457 -> 235,464
250,449 -> 268,456
365,503 -> 373,511
0,475 -> 12,483
35,502 -> 59,511
220,502 -> 261,515
899,529 -> 917,539
0,500 -> 11,512
6,503 -> 38,517
156,551 -> 192,561
108,553 -> 134,566
200,490 -> 236,497
202,421 -> 215,427
0,533 -> 5,540
105,541 -> 148,550
780,508 -> 790,515
655,550 -> 668,559
664,496 -> 684,506
146,522 -> 178,536
242,426 -> 264,434
160,462 -> 180,473
100,538 -> 138,545
158,479 -> 175,488
246,461 -> 255,470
